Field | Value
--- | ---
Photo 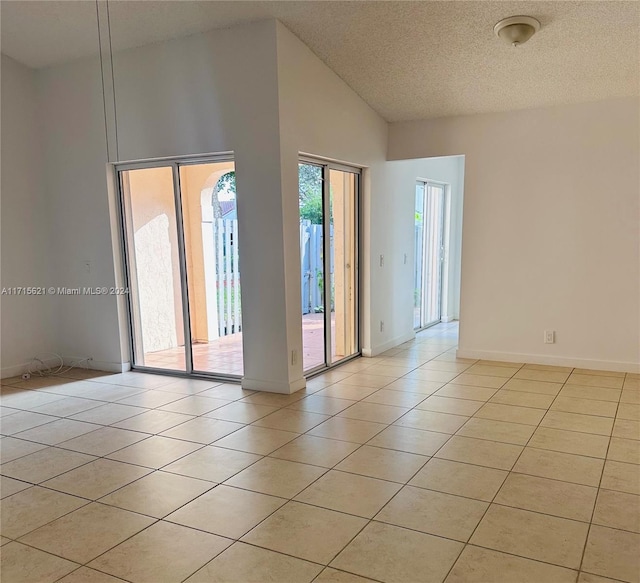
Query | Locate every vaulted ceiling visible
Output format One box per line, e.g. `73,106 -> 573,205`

2,1 -> 638,121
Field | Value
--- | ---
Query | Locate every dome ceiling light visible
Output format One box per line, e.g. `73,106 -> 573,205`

494,16 -> 541,47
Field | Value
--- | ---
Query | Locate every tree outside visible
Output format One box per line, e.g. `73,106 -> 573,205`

209,166 -> 324,223
298,163 -> 323,223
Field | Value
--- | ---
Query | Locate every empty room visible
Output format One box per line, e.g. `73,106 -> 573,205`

1,1 -> 638,582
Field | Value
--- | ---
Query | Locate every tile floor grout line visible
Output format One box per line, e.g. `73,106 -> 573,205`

453,415 -> 616,444
149,370 -> 426,567
2,539 -> 88,579
576,571 -> 629,583
327,355 -> 527,580
447,542 -> 593,579
393,442 -> 606,484
1,390 -> 186,432
3,493 -> 94,541
8,530 -> 103,568
231,539 -> 387,583
9,420 -> 157,451
439,368 -> 579,581
53,564 -> 132,583
3,436 -> 222,512
53,565 -> 130,583
310,564 -> 388,583
576,382 -> 623,575
78,419 -> 308,574
1,446 -> 117,489
2,388 -> 628,480
203,352 -> 460,577
77,516 -> 200,579
440,415 -> 540,578
94,474 -> 220,521
213,377 -> 416,564
2,377 -> 255,422
2,403 -> 273,507
168,474 -> 377,580
220,372 -> 632,508
3,327 -> 638,582
160,488 -> 287,539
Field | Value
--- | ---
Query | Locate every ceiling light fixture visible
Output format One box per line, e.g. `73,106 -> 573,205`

494,16 -> 541,47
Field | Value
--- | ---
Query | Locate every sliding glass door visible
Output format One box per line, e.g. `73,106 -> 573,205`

299,160 -> 360,373
414,181 -> 446,330
119,157 -> 243,378
121,166 -> 187,371
329,169 -> 358,364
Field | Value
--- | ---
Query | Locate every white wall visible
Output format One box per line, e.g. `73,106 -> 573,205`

31,20 -> 306,390
275,22 -> 424,357
23,18 -> 627,386
2,20 -> 468,381
36,55 -> 123,372
389,98 -> 640,372
1,55 -> 57,377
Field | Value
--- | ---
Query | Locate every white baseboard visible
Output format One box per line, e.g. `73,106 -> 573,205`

241,376 -> 307,394
1,355 -> 70,379
1,356 -> 128,379
1,362 -> 38,380
61,355 -> 129,374
362,330 -> 417,358
456,348 -> 640,374
88,360 -> 130,373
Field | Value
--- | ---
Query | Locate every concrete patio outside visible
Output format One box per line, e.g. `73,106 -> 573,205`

143,313 -> 339,376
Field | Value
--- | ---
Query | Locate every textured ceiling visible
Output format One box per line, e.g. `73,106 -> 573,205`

1,1 -> 638,121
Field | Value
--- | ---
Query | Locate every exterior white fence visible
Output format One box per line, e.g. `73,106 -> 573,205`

204,219 -> 329,340
300,220 -> 333,315
202,219 -> 241,339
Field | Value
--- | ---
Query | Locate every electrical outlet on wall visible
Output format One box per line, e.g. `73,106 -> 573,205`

544,330 -> 555,344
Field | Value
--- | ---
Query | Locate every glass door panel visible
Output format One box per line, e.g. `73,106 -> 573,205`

120,166 -> 187,371
329,169 -> 358,364
414,182 -> 425,329
299,161 -> 359,373
299,162 -> 325,371
179,161 -> 243,377
421,183 -> 446,327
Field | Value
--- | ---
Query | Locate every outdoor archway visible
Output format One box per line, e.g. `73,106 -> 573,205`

199,168 -> 237,341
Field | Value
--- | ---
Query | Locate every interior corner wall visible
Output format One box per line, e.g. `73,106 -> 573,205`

33,20 -> 303,390
275,22 -> 417,358
30,14 -> 416,386
388,97 -> 640,372
1,55 -> 57,377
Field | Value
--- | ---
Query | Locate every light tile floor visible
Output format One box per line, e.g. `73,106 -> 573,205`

1,322 -> 639,583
